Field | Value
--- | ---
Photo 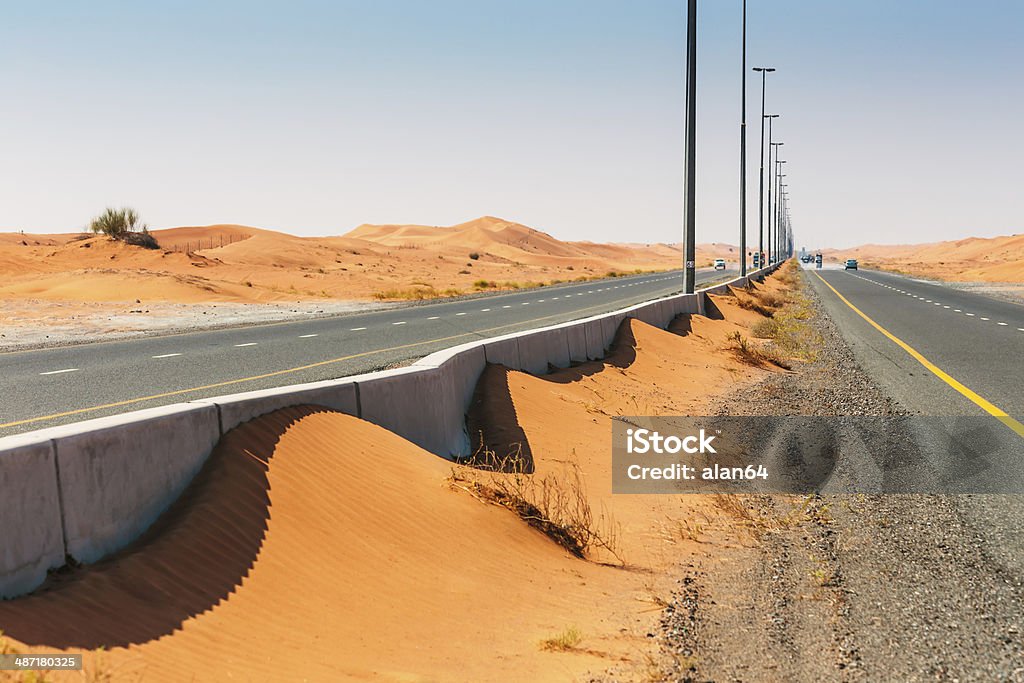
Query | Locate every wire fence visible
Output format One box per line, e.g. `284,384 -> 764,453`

168,233 -> 245,253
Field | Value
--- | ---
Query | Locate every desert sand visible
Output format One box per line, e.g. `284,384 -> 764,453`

0,217 -> 738,307
0,272 -> 794,682
825,233 -> 1024,283
0,217 -> 741,347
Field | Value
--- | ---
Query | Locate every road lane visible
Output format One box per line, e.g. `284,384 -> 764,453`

0,268 -> 732,436
808,266 -> 1024,421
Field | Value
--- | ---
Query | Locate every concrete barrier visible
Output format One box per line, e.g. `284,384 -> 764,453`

0,435 -> 64,599
50,403 -> 220,564
194,378 -> 360,433
481,333 -> 522,370
0,263 -> 783,598
516,326 -> 571,375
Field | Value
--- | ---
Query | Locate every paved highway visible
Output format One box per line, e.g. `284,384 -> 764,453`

808,265 -> 1023,421
0,268 -> 731,437
808,264 -> 1024,495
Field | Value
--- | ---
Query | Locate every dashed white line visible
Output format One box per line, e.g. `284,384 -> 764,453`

503,305 -> 512,309
425,318 -> 439,322
997,322 -> 1008,326
39,368 -> 78,375
234,342 -> 258,347
299,334 -> 318,338
966,313 -> 975,317
954,309 -> 961,312
943,306 -> 950,309
981,317 -> 990,321
481,308 -> 491,312
351,326 -> 368,330
151,353 -> 182,358
456,312 -> 467,316
392,321 -> 407,325
521,302 -> 530,305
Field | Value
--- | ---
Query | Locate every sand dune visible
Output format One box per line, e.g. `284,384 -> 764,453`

0,216 -> 713,311
826,233 -> 1024,282
0,273 -> 793,681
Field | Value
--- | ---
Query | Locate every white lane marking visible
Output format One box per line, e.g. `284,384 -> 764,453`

943,306 -> 950,309
981,317 -> 990,321
39,368 -> 78,375
481,308 -> 491,312
299,334 -> 318,338
426,318 -> 439,321
456,312 -> 467,316
151,353 -> 182,358
934,302 -> 941,306
997,322 -> 1008,326
538,299 -> 546,302
521,302 -> 530,305
234,342 -> 258,347
552,297 -> 560,300
392,321 -> 407,325
966,313 -> 975,316
1019,328 -> 1024,332
503,305 -> 512,309
351,326 -> 368,330
954,309 -> 961,312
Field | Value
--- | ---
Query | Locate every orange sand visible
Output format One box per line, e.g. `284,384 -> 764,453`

0,217 -> 737,310
0,276 -> 790,682
826,233 -> 1024,282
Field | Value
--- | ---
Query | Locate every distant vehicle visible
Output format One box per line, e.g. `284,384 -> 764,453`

845,258 -> 858,270
714,258 -> 726,270
800,255 -> 812,263
752,253 -> 762,268
815,253 -> 823,269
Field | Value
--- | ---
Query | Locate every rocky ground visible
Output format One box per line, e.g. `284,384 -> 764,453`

650,272 -> 1024,682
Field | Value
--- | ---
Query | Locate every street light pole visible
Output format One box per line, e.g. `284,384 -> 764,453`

683,0 -> 697,293
775,162 -> 786,262
769,141 -> 783,262
765,115 -> 778,263
739,0 -> 747,276
752,67 -> 774,269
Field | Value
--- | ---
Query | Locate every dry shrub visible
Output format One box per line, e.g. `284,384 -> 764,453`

539,626 -> 583,651
725,331 -> 790,369
448,448 -> 623,564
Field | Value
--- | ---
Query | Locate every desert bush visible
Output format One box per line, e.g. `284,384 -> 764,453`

473,279 -> 496,289
89,207 -> 158,248
449,449 -> 622,564
726,330 -> 790,369
539,626 -> 583,651
468,252 -> 480,260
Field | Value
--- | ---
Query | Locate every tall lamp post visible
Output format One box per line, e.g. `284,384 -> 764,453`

739,0 -> 748,275
765,116 -> 779,263
775,161 -> 786,262
769,141 -> 783,262
752,67 -> 774,268
683,0 -> 697,293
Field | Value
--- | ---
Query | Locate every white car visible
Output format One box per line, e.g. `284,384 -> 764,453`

713,258 -> 726,271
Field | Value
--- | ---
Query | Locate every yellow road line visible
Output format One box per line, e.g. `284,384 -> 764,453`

1,291 -> 674,430
813,270 -> 1024,439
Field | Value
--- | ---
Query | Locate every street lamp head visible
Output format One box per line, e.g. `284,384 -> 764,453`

753,67 -> 776,73
764,113 -> 779,119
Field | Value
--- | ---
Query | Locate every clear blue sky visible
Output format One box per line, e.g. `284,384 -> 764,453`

1,0 -> 1020,248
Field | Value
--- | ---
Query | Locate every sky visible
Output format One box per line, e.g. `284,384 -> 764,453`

1,0 -> 1021,249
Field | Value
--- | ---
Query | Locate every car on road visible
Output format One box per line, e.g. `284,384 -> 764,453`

845,258 -> 858,270
714,258 -> 726,270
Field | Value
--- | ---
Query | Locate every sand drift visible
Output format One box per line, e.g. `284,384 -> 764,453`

0,272 -> 794,681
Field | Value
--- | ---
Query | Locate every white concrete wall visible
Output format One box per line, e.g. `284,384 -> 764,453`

0,265 -> 781,598
0,434 -> 64,598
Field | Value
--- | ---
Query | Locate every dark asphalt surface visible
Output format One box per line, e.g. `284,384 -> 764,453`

808,265 -> 1024,420
0,268 -> 732,437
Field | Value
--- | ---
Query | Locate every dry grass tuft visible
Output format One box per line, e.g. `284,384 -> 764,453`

448,448 -> 623,564
539,626 -> 583,651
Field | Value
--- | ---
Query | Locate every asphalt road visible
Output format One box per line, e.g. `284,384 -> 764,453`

806,264 -> 1024,421
0,268 -> 732,437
